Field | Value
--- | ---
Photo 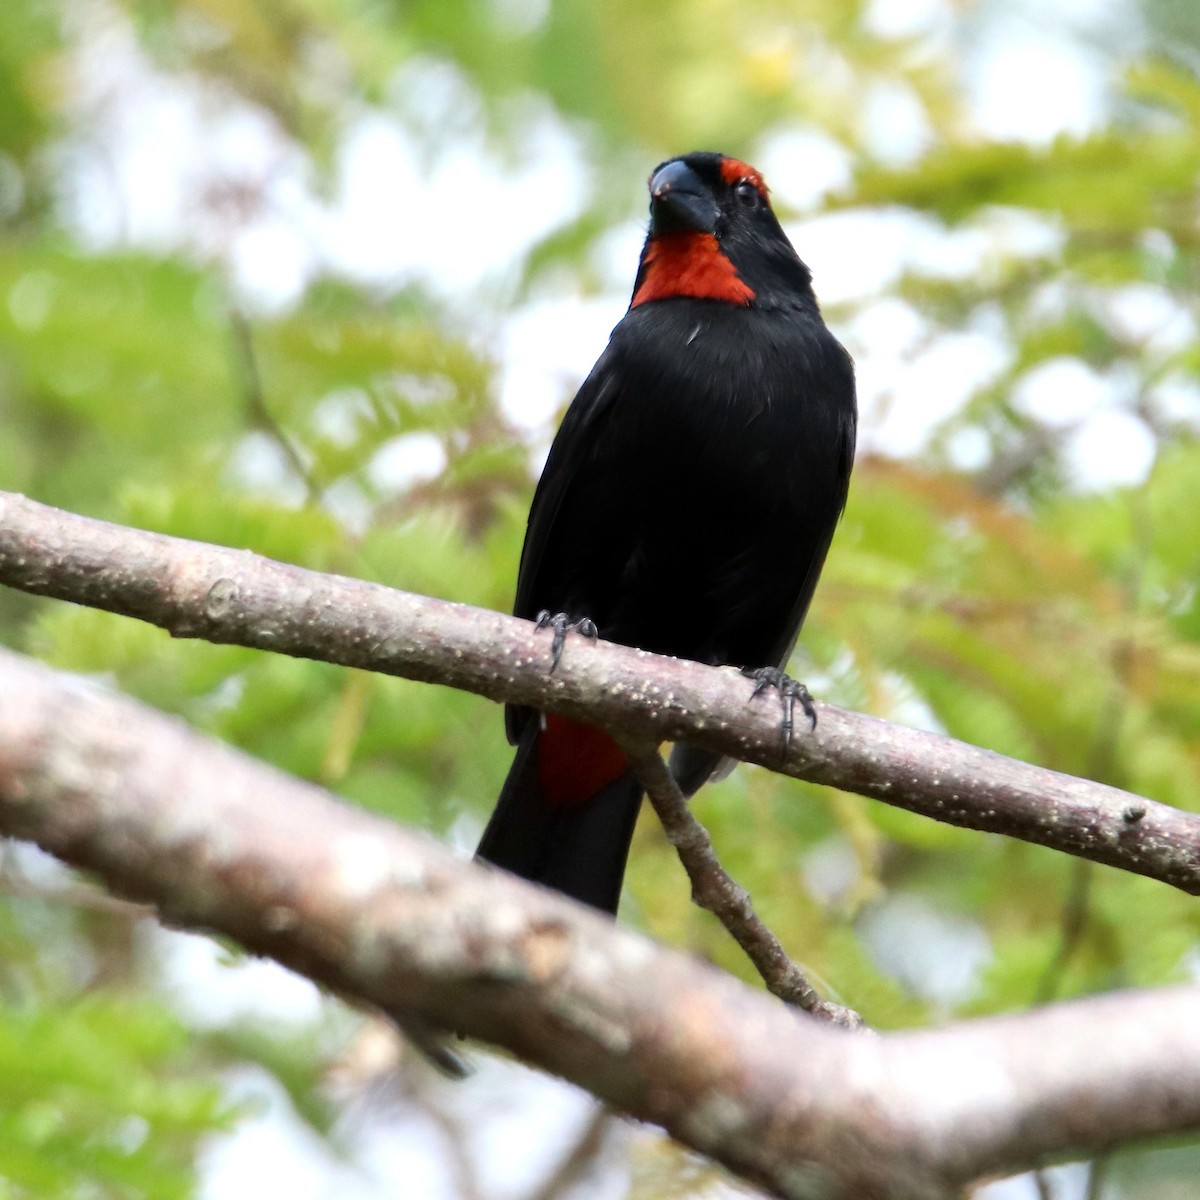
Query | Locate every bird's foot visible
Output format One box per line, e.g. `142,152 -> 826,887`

535,610 -> 599,673
742,666 -> 817,750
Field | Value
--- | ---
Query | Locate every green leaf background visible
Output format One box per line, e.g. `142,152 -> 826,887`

1,0 -> 1199,1195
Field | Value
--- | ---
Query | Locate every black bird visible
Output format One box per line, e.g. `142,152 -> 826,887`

477,152 -> 857,914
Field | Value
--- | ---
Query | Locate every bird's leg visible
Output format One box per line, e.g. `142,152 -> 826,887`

742,666 -> 817,750
535,610 -> 599,674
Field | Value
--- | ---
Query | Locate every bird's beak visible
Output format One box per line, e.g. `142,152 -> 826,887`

649,161 -> 719,235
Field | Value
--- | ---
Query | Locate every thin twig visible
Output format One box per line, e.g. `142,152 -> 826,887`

1037,487 -> 1150,1005
622,740 -> 863,1028
229,308 -> 322,505
412,1090 -> 485,1200
525,1107 -> 614,1200
1035,858 -> 1093,1006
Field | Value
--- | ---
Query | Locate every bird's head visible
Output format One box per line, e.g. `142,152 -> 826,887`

630,151 -> 814,312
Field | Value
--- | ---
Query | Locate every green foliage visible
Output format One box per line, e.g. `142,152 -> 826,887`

3,0 -> 1200,1193
0,997 -> 229,1200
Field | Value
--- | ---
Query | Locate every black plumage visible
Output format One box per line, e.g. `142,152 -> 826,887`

476,151 -> 857,913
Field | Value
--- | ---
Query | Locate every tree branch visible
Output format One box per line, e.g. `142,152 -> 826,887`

1,646 -> 1198,1200
621,740 -> 862,1028
2,491 -> 1197,894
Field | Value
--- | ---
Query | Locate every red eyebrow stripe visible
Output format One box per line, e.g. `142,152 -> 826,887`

719,157 -> 768,196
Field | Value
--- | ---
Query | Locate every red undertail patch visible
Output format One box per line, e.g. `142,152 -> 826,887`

537,714 -> 628,808
631,232 -> 754,308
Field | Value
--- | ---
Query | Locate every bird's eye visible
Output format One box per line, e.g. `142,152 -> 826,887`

734,180 -> 761,209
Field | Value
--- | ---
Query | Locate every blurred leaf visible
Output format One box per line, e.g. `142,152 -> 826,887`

4,0 -> 1200,1192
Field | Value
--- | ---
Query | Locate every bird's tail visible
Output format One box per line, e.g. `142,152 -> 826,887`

475,716 -> 642,915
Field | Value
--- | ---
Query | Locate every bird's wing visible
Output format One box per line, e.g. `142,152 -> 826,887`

770,388 -> 858,671
506,347 -> 625,742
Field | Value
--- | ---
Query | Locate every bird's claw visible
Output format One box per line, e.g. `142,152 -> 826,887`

742,666 -> 816,750
535,610 -> 598,673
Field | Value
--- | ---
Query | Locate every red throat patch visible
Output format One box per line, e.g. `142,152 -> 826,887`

537,713 -> 628,808
630,232 -> 755,308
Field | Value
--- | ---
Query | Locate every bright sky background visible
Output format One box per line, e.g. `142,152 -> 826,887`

61,0 -> 1177,501
40,0 -> 1180,1196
